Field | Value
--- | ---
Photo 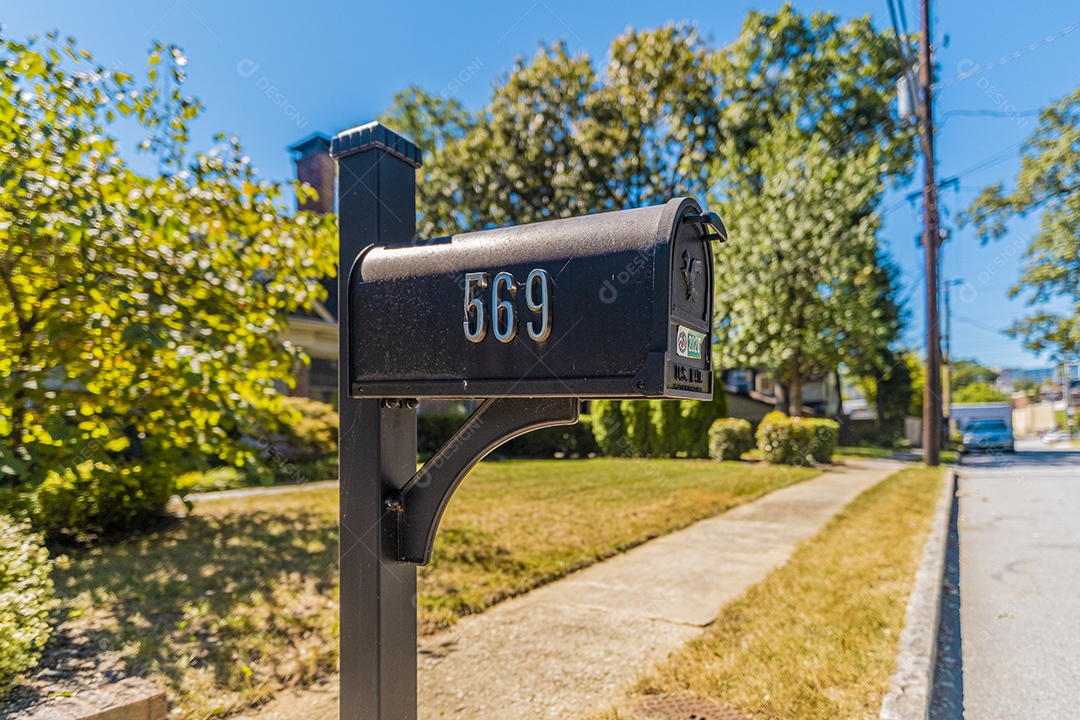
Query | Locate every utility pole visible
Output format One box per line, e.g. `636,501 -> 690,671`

919,0 -> 942,466
943,279 -> 953,430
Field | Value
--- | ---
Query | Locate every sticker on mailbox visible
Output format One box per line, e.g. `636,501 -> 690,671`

676,325 -> 706,360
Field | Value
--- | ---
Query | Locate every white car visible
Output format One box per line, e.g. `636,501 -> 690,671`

960,419 -> 1015,454
1042,430 -> 1071,444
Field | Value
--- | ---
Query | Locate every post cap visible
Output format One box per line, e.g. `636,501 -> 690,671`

330,122 -> 422,167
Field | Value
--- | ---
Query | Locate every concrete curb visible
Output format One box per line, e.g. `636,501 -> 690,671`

26,677 -> 167,720
879,467 -> 957,720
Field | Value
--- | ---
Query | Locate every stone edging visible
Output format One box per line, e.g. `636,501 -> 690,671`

26,677 -> 167,720
879,467 -> 957,719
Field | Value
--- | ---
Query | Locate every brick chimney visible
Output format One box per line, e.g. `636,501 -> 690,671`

289,133 -> 335,214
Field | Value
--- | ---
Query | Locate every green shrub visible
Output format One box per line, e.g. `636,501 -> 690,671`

417,413 -> 469,459
756,411 -> 809,465
35,460 -> 173,539
648,401 -> 685,458
591,401 -> 628,456
501,418 -> 599,458
708,418 -> 754,461
174,466 -> 249,495
756,412 -> 840,465
0,515 -> 55,693
620,400 -> 657,456
679,389 -> 730,458
272,396 -> 339,459
805,418 -> 840,463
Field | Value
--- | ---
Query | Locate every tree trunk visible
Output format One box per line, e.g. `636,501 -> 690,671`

788,378 -> 804,417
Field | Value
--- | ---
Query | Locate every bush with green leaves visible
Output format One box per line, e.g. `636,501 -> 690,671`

0,515 -> 55,693
755,411 -> 811,465
708,418 -> 754,461
0,34 -> 335,537
590,401 -> 629,456
35,460 -> 174,539
270,397 -> 339,460
805,418 -> 840,463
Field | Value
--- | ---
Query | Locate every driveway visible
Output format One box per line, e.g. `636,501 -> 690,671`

954,437 -> 1080,719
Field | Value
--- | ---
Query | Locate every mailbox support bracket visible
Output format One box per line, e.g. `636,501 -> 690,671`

390,397 -> 581,564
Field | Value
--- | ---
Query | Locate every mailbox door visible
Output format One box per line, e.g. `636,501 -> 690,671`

664,206 -> 714,399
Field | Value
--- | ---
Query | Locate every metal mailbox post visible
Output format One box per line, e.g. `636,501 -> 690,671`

331,122 -> 726,720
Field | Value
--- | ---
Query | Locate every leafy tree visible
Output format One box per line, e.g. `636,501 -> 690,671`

951,359 -> 1000,390
713,3 -> 915,185
709,4 -> 912,415
953,382 -> 1008,403
857,348 -> 915,421
1012,375 -> 1042,401
712,124 -> 898,414
963,86 -> 1080,359
381,25 -> 720,238
0,34 -> 336,533
906,351 -> 925,418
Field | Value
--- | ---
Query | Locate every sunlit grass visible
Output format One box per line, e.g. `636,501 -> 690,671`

46,457 -> 816,719
597,465 -> 944,720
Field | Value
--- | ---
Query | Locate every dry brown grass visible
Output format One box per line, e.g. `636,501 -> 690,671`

37,457 -> 814,719
599,465 -> 944,720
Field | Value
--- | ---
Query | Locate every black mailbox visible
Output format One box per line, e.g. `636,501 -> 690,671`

347,197 -> 724,400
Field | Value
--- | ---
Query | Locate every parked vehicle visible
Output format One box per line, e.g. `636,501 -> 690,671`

960,418 -> 1015,454
1042,430 -> 1071,444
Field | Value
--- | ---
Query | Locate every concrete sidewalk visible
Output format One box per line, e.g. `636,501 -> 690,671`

237,459 -> 904,720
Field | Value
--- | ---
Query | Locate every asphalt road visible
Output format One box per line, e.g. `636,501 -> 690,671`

955,437 -> 1080,719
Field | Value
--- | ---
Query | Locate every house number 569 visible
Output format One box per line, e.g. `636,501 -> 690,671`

463,269 -> 551,343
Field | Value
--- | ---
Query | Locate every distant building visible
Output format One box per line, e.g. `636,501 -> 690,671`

283,134 -> 338,405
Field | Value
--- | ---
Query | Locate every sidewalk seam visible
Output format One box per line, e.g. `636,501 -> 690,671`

879,467 -> 956,720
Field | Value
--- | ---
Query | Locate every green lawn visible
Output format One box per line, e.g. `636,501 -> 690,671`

598,465 -> 944,720
43,458 -> 817,720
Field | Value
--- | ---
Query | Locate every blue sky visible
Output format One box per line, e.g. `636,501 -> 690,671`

4,0 -> 1078,370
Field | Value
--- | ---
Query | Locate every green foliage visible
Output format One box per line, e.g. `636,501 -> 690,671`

35,459 -> 174,538
273,397 -> 339,460
501,418 -> 599,458
620,400 -> 657,457
708,418 -> 754,461
714,121 -> 902,415
857,348 -> 917,421
0,33 -> 336,536
755,411 -> 828,465
416,413 -> 468,459
590,401 -> 628,456
951,359 -> 1000,390
906,352 -> 926,418
805,418 -> 840,463
174,466 -> 248,495
711,6 -> 911,413
0,514 -> 54,693
648,401 -> 686,458
592,390 -> 727,459
953,382 -> 1009,404
962,85 -> 1080,359
382,24 -> 720,238
416,413 -> 598,460
676,389 -> 729,458
714,3 -> 914,183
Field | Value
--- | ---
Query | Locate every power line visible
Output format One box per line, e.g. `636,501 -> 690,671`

935,19 -> 1080,89
941,108 -> 1040,120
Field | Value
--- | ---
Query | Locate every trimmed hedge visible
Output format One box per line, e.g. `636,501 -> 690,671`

708,418 -> 754,461
589,389 -> 728,459
417,413 -> 599,459
0,515 -> 55,694
755,411 -> 840,465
